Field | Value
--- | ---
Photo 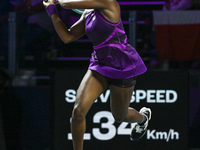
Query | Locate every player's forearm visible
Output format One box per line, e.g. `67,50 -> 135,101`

51,14 -> 74,43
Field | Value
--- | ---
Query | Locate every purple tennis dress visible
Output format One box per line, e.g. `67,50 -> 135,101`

85,10 -> 147,79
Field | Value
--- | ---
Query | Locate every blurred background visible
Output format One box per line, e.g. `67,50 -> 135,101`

0,0 -> 200,149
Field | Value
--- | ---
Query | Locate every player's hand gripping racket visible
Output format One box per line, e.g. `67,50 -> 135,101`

43,0 -> 85,14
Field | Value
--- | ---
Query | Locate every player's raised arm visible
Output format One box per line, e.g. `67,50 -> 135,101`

58,0 -> 120,23
58,0 -> 107,9
43,0 -> 86,43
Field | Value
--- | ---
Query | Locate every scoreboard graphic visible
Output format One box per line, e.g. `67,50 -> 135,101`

51,70 -> 189,150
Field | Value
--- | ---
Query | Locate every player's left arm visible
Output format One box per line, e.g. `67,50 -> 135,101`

59,0 -> 108,9
58,0 -> 120,23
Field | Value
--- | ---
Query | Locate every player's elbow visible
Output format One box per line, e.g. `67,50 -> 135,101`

62,38 -> 72,44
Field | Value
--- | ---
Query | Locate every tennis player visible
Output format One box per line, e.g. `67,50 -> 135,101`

43,0 -> 152,150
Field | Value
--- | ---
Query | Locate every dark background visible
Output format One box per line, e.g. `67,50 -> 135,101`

0,0 -> 200,150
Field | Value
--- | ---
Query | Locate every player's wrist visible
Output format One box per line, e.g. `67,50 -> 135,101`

45,4 -> 58,17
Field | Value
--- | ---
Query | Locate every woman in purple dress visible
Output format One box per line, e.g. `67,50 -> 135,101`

43,0 -> 152,149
